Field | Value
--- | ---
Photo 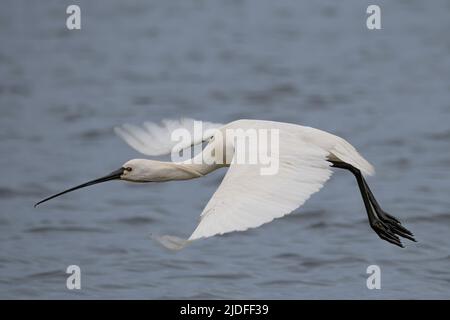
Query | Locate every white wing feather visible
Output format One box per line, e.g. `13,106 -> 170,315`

114,118 -> 224,156
188,132 -> 333,241
143,119 -> 374,249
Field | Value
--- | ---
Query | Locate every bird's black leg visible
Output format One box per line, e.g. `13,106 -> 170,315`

329,160 -> 416,247
361,178 -> 416,242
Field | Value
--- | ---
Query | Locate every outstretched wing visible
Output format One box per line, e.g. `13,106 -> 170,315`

114,118 -> 224,156
188,132 -> 333,241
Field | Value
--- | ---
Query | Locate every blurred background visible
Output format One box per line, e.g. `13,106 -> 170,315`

0,0 -> 449,299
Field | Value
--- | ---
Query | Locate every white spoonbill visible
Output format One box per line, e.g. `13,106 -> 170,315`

34,119 -> 415,249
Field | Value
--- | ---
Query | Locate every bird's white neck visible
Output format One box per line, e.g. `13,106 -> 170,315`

154,161 -> 220,181
123,159 -> 223,182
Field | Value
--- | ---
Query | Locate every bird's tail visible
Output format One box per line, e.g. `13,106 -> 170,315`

331,137 -> 375,176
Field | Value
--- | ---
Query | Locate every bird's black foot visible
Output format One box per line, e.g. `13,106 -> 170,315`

373,209 -> 416,245
370,219 -> 404,247
363,179 -> 416,246
330,160 -> 416,248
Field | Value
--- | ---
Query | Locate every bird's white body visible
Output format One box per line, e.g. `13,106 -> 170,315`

35,119 -> 416,249
36,118 -> 415,248
115,119 -> 374,249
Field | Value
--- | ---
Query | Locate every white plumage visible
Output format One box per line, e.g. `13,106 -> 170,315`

114,118 -> 223,156
36,118 -> 416,248
114,119 -> 374,249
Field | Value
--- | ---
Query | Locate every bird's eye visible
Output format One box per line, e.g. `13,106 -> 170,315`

125,167 -> 132,172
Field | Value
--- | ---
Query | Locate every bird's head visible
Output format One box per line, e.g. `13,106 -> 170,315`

120,159 -> 157,182
34,158 -> 154,207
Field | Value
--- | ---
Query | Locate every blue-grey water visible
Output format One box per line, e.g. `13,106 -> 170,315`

1,0 -> 450,299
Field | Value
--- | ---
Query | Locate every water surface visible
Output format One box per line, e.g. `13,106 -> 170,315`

0,0 -> 450,299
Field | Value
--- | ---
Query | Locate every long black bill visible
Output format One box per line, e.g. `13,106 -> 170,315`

34,167 -> 125,207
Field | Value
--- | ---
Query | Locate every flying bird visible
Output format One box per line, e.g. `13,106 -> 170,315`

34,119 -> 416,249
